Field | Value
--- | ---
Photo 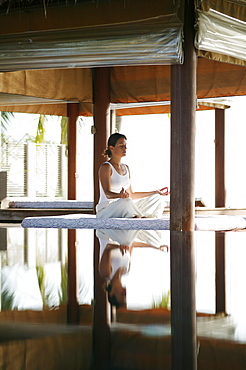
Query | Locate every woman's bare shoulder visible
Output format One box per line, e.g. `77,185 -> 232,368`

125,164 -> 130,173
99,162 -> 112,175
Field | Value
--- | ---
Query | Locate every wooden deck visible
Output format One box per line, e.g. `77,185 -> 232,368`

0,208 -> 94,222
1,206 -> 246,223
195,207 -> 246,216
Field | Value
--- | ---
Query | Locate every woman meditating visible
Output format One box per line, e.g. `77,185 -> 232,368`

96,133 -> 169,218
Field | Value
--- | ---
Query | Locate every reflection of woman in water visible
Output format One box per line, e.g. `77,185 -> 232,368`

96,133 -> 169,218
97,229 -> 169,308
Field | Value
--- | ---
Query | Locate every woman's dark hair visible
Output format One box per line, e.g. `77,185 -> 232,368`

103,133 -> 127,158
106,282 -> 124,309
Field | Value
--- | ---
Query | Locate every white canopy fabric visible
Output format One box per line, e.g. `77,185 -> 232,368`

196,0 -> 246,66
0,15 -> 183,72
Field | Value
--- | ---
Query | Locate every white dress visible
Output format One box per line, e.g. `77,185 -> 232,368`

96,228 -> 168,280
96,229 -> 137,280
96,162 -> 166,218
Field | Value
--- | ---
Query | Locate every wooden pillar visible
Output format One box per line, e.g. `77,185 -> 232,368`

92,67 -> 111,369
67,103 -> 80,323
215,108 -> 226,313
93,67 -> 111,209
67,103 -> 79,200
215,108 -> 225,207
170,0 -> 197,369
170,12 -> 196,231
67,229 -> 79,324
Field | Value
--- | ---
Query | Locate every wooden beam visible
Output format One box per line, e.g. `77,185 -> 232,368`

67,103 -> 79,200
0,0 -> 174,35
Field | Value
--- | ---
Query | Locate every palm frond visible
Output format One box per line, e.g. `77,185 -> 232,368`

35,114 -> 47,143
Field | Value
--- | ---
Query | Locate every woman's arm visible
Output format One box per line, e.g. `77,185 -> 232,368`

131,241 -> 169,252
99,163 -> 129,199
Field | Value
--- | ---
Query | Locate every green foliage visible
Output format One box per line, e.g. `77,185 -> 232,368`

152,290 -> 170,309
1,289 -> 16,310
35,114 -> 47,143
0,111 -> 14,143
60,116 -> 68,145
36,265 -> 45,304
58,264 -> 68,304
36,263 -> 68,307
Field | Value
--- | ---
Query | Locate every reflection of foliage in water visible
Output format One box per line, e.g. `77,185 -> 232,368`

152,290 -> 170,309
1,290 -> 16,310
59,264 -> 67,305
36,266 -> 45,306
36,264 -> 68,308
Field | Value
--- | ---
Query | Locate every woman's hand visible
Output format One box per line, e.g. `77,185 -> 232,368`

157,187 -> 170,196
120,187 -> 129,198
105,243 -> 129,255
119,245 -> 130,255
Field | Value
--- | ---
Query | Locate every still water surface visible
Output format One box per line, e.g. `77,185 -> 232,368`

0,224 -> 246,341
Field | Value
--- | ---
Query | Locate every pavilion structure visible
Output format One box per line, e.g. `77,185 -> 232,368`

0,0 -> 246,369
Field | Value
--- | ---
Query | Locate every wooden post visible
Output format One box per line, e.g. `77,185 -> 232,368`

67,103 -> 79,200
67,229 -> 80,324
170,0 -> 197,369
93,67 -> 111,209
92,67 -> 111,369
170,16 -> 196,231
215,108 -> 226,314
215,108 -> 225,208
67,103 -> 80,323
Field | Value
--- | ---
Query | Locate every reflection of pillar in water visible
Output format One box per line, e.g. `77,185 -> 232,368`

0,251 -> 1,310
67,229 -> 79,324
0,228 -> 7,311
215,232 -> 226,314
171,231 -> 197,370
92,233 -> 111,370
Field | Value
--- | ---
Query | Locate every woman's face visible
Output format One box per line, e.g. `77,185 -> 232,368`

110,138 -> 127,158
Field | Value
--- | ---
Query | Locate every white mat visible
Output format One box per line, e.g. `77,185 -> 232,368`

2,199 -> 93,209
21,214 -> 246,231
